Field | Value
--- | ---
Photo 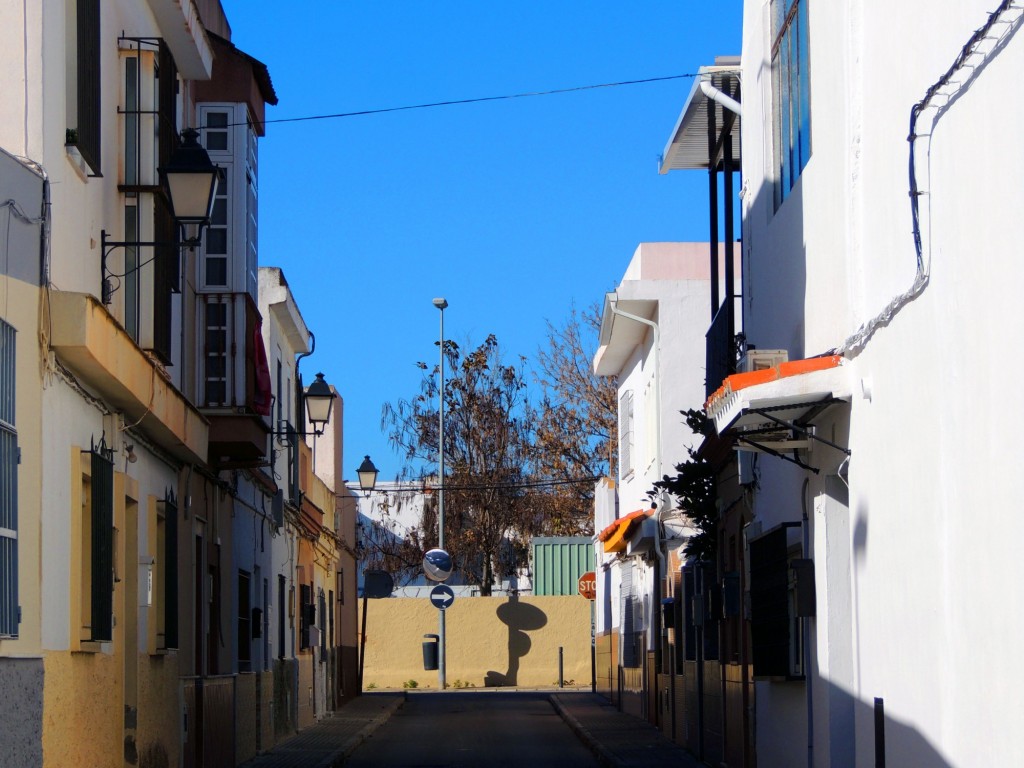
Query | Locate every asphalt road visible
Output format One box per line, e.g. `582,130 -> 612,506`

342,690 -> 600,768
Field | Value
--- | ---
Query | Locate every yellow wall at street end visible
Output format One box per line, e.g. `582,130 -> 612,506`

359,595 -> 591,690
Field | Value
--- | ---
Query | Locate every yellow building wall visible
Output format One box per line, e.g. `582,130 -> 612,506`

136,654 -> 180,768
360,595 -> 591,690
42,651 -> 122,767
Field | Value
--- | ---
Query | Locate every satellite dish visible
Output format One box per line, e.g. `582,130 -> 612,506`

423,548 -> 453,582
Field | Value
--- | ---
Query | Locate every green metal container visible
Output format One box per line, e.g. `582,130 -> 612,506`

531,536 -> 594,596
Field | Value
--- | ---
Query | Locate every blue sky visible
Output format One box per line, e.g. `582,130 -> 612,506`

219,1 -> 742,480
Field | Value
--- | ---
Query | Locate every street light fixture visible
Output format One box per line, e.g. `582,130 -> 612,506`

100,127 -> 220,304
303,372 -> 334,436
356,455 -> 379,494
432,296 -> 448,690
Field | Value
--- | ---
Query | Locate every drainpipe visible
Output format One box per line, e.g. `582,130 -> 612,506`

607,296 -> 668,718
700,80 -> 743,118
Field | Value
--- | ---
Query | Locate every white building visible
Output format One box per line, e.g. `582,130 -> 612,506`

591,242 -> 717,718
663,2 -> 1024,766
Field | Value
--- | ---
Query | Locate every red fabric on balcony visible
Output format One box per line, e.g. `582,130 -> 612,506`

252,320 -> 272,416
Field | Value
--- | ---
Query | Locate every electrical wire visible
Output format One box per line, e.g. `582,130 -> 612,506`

225,73 -> 703,129
835,0 -> 1023,357
356,475 -> 604,495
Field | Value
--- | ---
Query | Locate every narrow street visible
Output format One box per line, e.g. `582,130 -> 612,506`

343,691 -> 600,768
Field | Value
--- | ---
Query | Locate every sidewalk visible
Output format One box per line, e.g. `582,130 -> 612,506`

238,693 -> 404,768
239,689 -> 702,768
551,692 -> 704,768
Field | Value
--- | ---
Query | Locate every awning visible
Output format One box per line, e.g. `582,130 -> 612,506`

598,508 -> 654,554
660,59 -> 741,174
705,356 -> 853,473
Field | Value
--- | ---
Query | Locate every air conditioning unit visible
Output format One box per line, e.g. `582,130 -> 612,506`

738,349 -> 788,372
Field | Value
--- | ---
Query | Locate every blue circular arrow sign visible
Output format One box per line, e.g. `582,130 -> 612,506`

429,584 -> 455,610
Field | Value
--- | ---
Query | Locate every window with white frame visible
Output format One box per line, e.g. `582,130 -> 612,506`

0,320 -> 18,638
771,0 -> 811,208
200,108 -> 231,289
619,390 -> 634,478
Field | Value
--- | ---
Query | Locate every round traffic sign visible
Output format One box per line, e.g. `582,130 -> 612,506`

578,571 -> 597,600
430,584 -> 455,610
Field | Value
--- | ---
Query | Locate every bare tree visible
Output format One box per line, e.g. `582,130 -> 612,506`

531,303 -> 618,535
382,335 -> 535,595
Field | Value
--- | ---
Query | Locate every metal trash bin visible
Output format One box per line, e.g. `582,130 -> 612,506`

422,633 -> 439,671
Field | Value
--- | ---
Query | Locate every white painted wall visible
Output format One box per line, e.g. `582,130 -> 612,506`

738,1 -> 1024,765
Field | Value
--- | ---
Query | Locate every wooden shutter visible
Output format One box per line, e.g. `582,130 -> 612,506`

163,492 -> 179,649
75,0 -> 101,173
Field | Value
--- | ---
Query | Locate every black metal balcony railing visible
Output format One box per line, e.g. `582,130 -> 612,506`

705,302 -> 735,399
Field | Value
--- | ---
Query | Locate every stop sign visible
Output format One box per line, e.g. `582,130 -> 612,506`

577,571 -> 597,600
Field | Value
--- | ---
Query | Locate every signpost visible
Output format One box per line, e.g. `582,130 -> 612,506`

429,584 -> 455,610
578,571 -> 597,601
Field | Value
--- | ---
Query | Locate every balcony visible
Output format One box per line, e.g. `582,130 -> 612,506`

198,292 -> 271,468
49,291 -> 207,464
705,302 -> 737,399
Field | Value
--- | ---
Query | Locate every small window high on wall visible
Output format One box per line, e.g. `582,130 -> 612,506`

771,0 -> 811,207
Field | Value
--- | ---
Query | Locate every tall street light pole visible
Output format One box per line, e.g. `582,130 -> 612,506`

432,297 -> 448,690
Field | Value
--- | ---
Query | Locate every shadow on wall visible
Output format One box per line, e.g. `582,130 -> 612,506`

820,679 -> 953,768
484,596 -> 547,687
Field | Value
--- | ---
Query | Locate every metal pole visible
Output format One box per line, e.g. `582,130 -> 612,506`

436,298 -> 448,690
559,646 -> 564,688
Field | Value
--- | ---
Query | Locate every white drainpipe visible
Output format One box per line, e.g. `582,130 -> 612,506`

607,297 -> 669,671
700,80 -> 743,118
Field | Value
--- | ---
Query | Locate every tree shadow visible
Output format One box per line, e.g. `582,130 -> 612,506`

484,597 -> 548,687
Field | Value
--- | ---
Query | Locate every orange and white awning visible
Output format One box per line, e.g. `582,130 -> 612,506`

705,355 -> 853,471
598,508 -> 654,554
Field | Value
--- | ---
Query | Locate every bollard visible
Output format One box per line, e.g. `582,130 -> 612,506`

559,646 -> 564,688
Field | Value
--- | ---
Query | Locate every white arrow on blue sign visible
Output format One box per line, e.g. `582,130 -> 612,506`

429,584 -> 455,610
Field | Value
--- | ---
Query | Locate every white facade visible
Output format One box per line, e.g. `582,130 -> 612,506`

592,243 -> 714,656
730,1 -> 1024,766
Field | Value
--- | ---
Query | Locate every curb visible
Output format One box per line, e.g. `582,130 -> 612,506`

549,694 -> 619,768
329,696 -> 406,767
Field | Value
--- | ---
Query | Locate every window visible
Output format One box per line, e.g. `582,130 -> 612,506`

0,321 -> 18,638
245,119 -> 259,300
82,440 -> 114,643
203,300 -> 229,405
771,0 -> 811,207
277,575 -> 286,659
299,583 -> 314,650
200,108 -> 232,289
68,0 -> 101,174
155,492 -> 178,650
618,391 -> 634,478
238,570 -> 251,670
749,523 -> 809,678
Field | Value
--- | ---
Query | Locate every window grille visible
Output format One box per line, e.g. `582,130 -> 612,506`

163,491 -> 179,649
89,437 -> 115,642
0,320 -> 18,637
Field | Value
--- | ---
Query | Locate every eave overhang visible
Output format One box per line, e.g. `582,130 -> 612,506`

49,291 -> 208,464
145,0 -> 214,80
660,62 -> 741,174
593,292 -> 657,377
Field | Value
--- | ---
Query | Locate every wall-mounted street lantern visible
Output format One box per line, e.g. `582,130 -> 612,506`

100,127 -> 220,304
356,455 -> 379,494
271,370 -> 336,441
303,372 -> 334,436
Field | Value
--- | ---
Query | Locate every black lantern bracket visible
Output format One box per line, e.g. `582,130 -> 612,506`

100,127 -> 219,305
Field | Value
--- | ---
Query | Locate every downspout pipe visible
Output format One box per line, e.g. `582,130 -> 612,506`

700,80 -> 743,118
